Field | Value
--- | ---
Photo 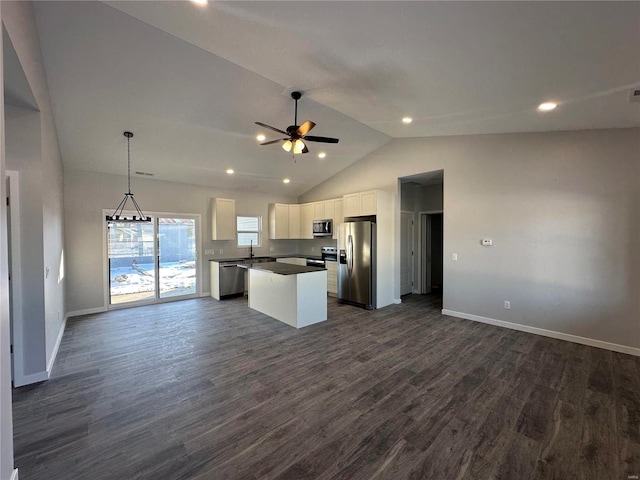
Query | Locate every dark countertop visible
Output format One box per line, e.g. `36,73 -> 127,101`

237,261 -> 326,275
210,254 -> 323,263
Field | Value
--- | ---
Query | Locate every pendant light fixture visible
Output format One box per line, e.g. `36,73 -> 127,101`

105,131 -> 151,222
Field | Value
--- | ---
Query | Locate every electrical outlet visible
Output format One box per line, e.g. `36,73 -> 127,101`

452,253 -> 458,261
219,249 -> 223,254
504,301 -> 511,310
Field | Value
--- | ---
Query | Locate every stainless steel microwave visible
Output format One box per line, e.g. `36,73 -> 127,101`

313,219 -> 333,237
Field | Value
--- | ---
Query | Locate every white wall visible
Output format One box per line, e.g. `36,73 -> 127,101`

64,167 -> 299,314
301,128 -> 640,352
2,1 -> 66,385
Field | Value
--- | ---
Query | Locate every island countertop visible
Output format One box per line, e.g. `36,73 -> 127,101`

209,254 -> 323,262
237,261 -> 325,275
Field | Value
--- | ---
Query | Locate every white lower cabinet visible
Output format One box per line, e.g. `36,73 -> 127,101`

326,261 -> 337,296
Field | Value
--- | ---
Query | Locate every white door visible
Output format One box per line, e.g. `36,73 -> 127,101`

400,212 -> 414,295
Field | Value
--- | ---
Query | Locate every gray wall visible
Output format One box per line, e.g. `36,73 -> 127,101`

0,2 -> 14,476
5,107 -> 47,376
64,168 -> 299,313
2,1 -> 65,386
301,128 -> 640,351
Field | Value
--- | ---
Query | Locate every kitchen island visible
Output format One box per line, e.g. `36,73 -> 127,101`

239,261 -> 327,328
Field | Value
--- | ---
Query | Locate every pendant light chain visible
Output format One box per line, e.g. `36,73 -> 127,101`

127,133 -> 132,195
105,131 -> 150,222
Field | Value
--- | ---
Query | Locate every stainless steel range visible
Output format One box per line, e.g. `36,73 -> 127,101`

321,246 -> 337,262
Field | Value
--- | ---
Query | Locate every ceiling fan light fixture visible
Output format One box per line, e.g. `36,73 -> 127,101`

257,91 -> 339,155
293,139 -> 306,154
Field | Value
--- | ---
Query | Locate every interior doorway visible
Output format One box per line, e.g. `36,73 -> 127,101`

420,212 -> 443,294
400,211 -> 415,295
6,171 -> 23,386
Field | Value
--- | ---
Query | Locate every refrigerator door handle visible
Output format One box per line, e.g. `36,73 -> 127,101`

347,234 -> 354,277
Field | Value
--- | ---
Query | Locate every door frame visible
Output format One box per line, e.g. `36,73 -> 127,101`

417,210 -> 443,294
6,170 -> 25,386
102,210 -> 202,310
400,210 -> 415,295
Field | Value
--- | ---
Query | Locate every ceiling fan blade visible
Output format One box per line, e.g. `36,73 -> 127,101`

255,121 -> 288,135
303,136 -> 339,144
296,120 -> 316,136
260,138 -> 288,146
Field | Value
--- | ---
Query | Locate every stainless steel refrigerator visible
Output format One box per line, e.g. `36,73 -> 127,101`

338,220 -> 376,309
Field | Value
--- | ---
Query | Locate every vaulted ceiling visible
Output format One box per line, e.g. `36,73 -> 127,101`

28,1 -> 640,196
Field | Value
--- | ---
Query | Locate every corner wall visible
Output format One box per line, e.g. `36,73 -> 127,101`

3,1 -> 66,383
301,128 -> 640,353
0,3 -> 16,477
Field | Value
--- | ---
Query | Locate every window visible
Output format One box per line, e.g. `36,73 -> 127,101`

237,215 -> 261,247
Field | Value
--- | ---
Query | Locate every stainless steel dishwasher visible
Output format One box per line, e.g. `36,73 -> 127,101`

219,261 -> 245,298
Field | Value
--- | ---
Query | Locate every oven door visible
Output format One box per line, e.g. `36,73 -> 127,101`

306,258 -> 326,268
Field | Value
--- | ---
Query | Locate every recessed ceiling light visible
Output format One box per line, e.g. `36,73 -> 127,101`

256,134 -> 266,142
283,178 -> 290,184
226,168 -> 234,174
538,102 -> 557,112
402,117 -> 413,124
318,152 -> 326,159
190,0 -> 208,5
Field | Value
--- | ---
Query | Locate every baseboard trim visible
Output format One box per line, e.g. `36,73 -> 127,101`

200,291 -> 211,297
394,298 -> 402,304
441,309 -> 640,357
47,315 -> 68,374
11,468 -> 19,480
67,306 -> 107,318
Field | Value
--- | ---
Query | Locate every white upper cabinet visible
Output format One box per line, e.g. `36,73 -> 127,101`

343,193 -> 360,217
268,203 -> 290,239
343,190 -> 381,217
288,204 -> 301,239
300,203 -> 314,239
211,198 -> 236,240
312,199 -> 335,221
322,199 -> 335,221
314,202 -> 324,220
333,199 -> 343,239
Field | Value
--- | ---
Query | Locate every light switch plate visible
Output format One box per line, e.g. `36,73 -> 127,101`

482,239 -> 493,246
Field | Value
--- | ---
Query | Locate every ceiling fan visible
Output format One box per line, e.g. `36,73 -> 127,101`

256,91 -> 339,155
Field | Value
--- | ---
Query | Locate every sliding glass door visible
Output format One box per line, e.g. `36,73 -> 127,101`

108,215 -> 198,306
158,218 -> 196,298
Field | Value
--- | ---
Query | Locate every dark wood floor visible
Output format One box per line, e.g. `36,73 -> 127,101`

12,294 -> 640,480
